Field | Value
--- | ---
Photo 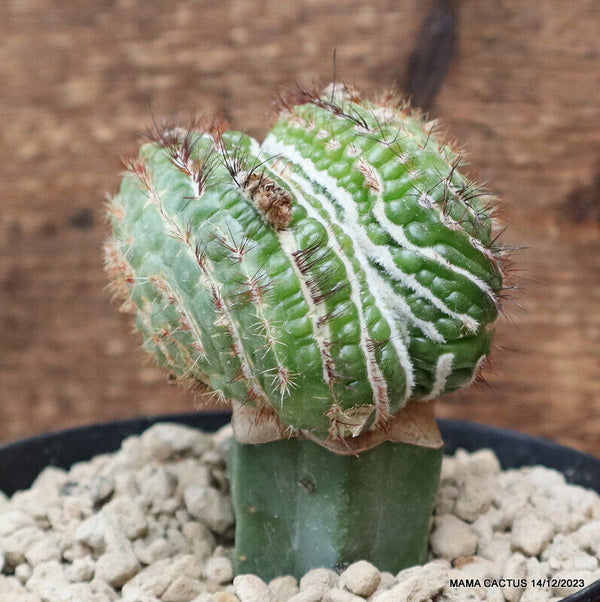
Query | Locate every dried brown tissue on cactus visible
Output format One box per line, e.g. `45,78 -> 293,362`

104,81 -> 508,580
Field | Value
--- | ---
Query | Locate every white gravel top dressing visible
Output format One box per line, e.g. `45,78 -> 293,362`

1,422 -> 599,602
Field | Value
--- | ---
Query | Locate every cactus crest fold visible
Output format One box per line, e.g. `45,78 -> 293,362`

105,83 -> 505,448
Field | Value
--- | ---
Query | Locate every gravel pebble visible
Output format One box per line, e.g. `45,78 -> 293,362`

322,587 -> 363,602
0,511 -> 35,537
184,485 -> 234,534
1,424 -> 599,602
3,526 -> 45,566
233,574 -> 274,602
375,562 -> 447,601
104,497 -> 148,540
502,553 -> 528,602
286,590 -> 322,602
205,556 -> 234,585
572,520 -> 600,556
268,576 -> 299,601
64,555 -> 95,582
430,515 -> 478,560
23,532 -> 63,566
95,549 -> 140,588
454,473 -> 496,523
338,560 -> 380,597
511,512 -> 555,556
213,593 -> 241,602
299,568 -> 338,593
140,423 -> 213,462
162,574 -> 205,601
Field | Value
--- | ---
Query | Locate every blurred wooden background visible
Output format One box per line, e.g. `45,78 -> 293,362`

1,0 -> 599,456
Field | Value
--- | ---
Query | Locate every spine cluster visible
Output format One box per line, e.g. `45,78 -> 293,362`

105,84 -> 506,444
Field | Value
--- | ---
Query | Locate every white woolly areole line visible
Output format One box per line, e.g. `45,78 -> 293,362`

466,354 -> 488,387
355,165 -> 479,333
199,255 -> 270,405
442,177 -> 500,266
260,136 -> 416,402
268,167 -> 392,418
147,175 -> 270,405
149,276 -> 208,361
423,352 -> 455,400
278,229 -> 337,395
261,135 -> 445,343
360,158 -> 494,302
213,223 -> 292,403
247,137 -> 338,397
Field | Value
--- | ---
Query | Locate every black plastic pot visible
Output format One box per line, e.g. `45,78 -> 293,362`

1,413 -> 598,602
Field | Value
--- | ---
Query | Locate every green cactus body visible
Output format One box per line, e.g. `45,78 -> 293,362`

230,437 -> 443,580
106,85 -> 504,578
106,88 -> 502,442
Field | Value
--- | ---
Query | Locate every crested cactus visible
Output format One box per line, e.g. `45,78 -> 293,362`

105,83 -> 505,579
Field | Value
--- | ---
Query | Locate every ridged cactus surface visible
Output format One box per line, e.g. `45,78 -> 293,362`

105,85 -> 504,443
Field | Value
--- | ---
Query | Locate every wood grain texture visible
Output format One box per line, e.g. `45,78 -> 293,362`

1,0 -> 599,457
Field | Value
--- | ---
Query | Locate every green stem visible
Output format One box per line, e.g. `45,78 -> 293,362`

230,438 -> 443,581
